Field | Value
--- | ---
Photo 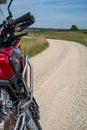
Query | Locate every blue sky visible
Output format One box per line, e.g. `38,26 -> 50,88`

1,0 -> 87,29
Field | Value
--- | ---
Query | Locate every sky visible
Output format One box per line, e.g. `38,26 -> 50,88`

1,0 -> 87,29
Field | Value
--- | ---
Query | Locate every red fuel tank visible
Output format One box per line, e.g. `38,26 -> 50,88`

0,53 -> 14,80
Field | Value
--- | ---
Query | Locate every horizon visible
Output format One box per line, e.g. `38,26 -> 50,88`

1,0 -> 87,29
29,26 -> 87,30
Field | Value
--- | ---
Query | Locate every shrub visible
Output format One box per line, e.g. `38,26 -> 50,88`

70,25 -> 79,31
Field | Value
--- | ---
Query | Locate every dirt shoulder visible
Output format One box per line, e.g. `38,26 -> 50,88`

31,39 -> 87,130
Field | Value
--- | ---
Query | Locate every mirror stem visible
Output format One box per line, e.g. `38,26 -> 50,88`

7,0 -> 13,19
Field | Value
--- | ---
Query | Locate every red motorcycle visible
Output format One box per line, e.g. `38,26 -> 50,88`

0,0 -> 42,130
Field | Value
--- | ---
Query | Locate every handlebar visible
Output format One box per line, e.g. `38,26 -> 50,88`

0,12 -> 35,34
0,12 -> 35,45
14,12 -> 35,32
15,13 -> 32,24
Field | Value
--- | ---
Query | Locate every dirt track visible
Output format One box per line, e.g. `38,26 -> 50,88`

31,39 -> 87,130
1,39 -> 87,130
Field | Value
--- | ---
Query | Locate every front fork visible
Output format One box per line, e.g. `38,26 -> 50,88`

14,99 -> 40,130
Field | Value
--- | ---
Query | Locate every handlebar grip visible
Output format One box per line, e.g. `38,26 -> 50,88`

15,13 -> 35,31
15,12 -> 34,24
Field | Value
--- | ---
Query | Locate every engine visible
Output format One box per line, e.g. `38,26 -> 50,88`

0,88 -> 12,121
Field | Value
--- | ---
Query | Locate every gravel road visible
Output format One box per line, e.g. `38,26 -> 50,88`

31,39 -> 87,130
1,39 -> 87,130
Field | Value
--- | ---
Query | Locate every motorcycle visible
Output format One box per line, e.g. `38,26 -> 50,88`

0,0 -> 42,130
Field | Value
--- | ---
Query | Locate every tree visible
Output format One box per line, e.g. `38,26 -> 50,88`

70,25 -> 79,31
0,0 -> 7,4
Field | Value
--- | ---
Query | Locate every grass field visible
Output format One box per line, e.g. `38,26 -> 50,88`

21,37 -> 49,57
27,30 -> 87,46
20,30 -> 87,57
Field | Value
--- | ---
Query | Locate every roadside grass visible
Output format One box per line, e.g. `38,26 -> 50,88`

21,37 -> 49,57
20,30 -> 87,57
27,30 -> 87,47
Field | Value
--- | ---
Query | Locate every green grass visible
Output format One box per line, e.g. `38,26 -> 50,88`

20,30 -> 87,58
21,37 -> 49,57
27,30 -> 87,47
